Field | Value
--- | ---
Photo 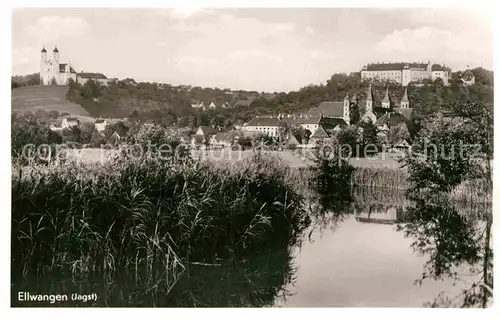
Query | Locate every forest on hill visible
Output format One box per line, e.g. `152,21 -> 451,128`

13,67 -> 493,130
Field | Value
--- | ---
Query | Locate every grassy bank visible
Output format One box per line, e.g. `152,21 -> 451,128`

284,164 -> 491,204
11,154 -> 309,306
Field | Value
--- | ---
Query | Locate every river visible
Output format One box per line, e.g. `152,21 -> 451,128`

11,187 -> 486,307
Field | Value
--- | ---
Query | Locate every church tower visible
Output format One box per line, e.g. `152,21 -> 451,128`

53,46 -> 60,62
381,86 -> 391,109
400,87 -> 410,109
365,83 -> 373,113
40,46 -> 48,85
343,93 -> 350,125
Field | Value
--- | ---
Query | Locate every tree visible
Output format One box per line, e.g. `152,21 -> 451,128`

82,79 -> 102,99
34,110 -> 49,119
387,123 -> 410,146
290,126 -> 306,144
11,116 -> 63,164
50,77 -> 57,85
350,102 -> 360,125
79,121 -> 97,145
48,110 -> 60,119
109,121 -> 129,137
357,119 -> 380,156
400,101 -> 493,307
336,127 -> 360,158
237,136 -> 253,150
61,126 -> 82,143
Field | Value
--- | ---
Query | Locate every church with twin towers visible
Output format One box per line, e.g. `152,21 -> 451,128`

39,46 -> 77,85
39,46 -> 109,86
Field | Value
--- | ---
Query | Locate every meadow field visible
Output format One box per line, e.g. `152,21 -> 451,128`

65,147 -> 403,169
11,85 -> 91,117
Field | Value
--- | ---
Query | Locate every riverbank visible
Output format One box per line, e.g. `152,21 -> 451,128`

57,148 -> 491,203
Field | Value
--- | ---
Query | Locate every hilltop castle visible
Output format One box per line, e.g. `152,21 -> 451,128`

361,62 -> 451,86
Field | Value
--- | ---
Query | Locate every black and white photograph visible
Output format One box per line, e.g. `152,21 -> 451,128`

7,3 -> 495,310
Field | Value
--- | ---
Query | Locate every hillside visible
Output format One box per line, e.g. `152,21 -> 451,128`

12,85 -> 91,117
21,66 -> 492,129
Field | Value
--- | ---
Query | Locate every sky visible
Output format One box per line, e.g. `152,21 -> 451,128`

12,7 -> 493,92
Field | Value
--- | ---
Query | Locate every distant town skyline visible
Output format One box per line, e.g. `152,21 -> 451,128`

12,8 -> 493,92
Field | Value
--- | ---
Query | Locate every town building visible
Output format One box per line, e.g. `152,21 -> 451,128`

208,101 -> 217,109
461,70 -> 476,86
307,94 -> 352,126
196,126 -> 216,136
94,119 -> 108,132
361,62 -> 451,86
399,87 -> 410,109
49,117 -> 80,131
308,125 -> 330,145
242,116 -> 281,137
209,132 -> 233,148
375,112 -> 414,141
360,83 -> 378,123
360,84 -> 414,124
191,101 -> 205,109
77,73 -> 109,86
381,86 -> 391,109
281,114 -> 321,134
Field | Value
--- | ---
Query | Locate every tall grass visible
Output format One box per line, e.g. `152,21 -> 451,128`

448,179 -> 493,204
11,153 -> 309,306
353,167 -> 409,189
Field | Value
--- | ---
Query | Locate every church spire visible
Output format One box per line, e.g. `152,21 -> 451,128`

381,86 -> 391,109
382,86 -> 390,103
401,87 -> 409,103
400,87 -> 410,108
344,93 -> 350,101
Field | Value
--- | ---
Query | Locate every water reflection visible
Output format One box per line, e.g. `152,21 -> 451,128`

275,187 -> 489,307
12,243 -> 297,307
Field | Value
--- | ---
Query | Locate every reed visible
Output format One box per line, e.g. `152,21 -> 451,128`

11,153 -> 309,305
448,179 -> 492,204
352,167 -> 409,189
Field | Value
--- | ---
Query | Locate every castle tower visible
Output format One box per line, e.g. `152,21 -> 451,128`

343,93 -> 350,125
400,87 -> 410,109
365,83 -> 373,113
381,86 -> 391,109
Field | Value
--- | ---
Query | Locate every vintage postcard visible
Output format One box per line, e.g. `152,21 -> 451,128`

10,6 -> 493,308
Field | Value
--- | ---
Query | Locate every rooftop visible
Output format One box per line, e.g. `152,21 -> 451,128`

363,62 -> 430,71
245,116 -> 281,127
78,72 -> 108,79
310,126 -> 330,139
308,101 -> 344,118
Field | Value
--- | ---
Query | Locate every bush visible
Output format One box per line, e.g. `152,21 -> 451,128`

11,116 -> 63,164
